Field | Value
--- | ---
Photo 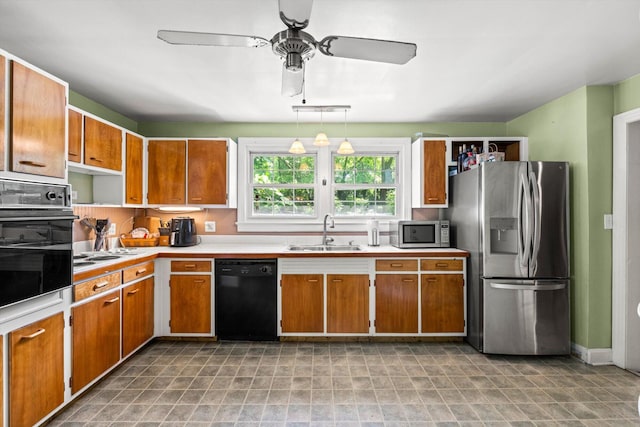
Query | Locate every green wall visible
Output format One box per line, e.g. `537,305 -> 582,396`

506,86 -> 614,349
137,121 -> 506,140
69,90 -> 138,132
614,73 -> 640,115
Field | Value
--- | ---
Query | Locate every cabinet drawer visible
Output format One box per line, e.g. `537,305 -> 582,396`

171,260 -> 211,272
74,271 -> 121,302
376,259 -> 418,272
421,259 -> 463,272
122,261 -> 154,283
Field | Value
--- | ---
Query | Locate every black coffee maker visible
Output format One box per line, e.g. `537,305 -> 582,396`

170,217 -> 198,247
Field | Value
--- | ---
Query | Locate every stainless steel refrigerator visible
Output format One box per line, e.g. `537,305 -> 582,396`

447,161 -> 570,355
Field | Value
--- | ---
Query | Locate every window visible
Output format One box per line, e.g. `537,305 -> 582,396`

237,138 -> 411,232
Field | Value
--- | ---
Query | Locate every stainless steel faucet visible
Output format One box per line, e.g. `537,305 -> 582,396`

322,214 -> 335,246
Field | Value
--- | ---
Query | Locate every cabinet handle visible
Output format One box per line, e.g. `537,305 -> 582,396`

331,279 -> 343,282
402,278 -> 415,283
89,157 -> 103,163
127,289 -> 140,295
390,263 -> 404,268
194,280 -> 205,284
93,281 -> 109,290
435,263 -> 449,268
68,151 -> 79,156
129,197 -> 140,201
136,268 -> 147,275
105,297 -> 120,304
425,278 -> 437,282
184,264 -> 196,269
191,197 -> 202,201
427,197 -> 439,201
307,279 -> 319,283
21,328 -> 45,340
19,160 -> 46,168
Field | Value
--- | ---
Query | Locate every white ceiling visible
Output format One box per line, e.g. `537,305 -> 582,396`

1,0 -> 640,123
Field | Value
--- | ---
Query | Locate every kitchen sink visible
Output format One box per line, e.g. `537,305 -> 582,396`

287,244 -> 362,252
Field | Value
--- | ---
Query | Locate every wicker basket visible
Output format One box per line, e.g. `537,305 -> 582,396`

119,237 -> 159,247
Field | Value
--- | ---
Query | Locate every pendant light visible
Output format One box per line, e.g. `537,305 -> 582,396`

313,110 -> 330,146
288,110 -> 306,154
337,109 -> 355,154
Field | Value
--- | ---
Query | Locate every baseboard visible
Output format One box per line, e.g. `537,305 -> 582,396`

572,343 -> 613,365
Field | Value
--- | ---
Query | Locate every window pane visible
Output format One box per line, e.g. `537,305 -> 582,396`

333,155 -> 396,184
253,155 -> 315,185
334,188 -> 395,216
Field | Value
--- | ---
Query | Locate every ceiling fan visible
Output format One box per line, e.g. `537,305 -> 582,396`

157,0 -> 417,97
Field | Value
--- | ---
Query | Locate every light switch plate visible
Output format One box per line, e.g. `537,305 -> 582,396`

205,221 -> 216,232
604,214 -> 613,230
108,223 -> 117,235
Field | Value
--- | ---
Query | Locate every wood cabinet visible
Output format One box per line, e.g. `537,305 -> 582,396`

10,61 -> 66,178
375,274 -> 419,333
84,116 -> 122,171
9,312 -> 64,427
123,277 -> 154,356
421,139 -> 447,205
169,274 -> 211,333
0,55 -> 5,171
281,274 -> 323,333
73,271 -> 121,301
71,290 -> 121,393
327,274 -> 369,333
67,108 -> 82,163
125,132 -> 144,205
188,139 -> 228,204
421,274 -> 464,333
147,139 -> 186,205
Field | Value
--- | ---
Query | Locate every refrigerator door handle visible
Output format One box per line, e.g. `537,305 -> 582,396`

518,172 -> 532,272
490,282 -> 567,291
529,171 -> 542,275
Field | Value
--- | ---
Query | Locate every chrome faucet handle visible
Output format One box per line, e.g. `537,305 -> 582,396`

325,237 -> 335,245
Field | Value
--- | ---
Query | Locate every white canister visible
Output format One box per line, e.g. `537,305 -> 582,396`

367,219 -> 380,246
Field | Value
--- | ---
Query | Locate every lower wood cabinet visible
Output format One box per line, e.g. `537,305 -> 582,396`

123,277 -> 154,357
9,312 -> 64,427
281,274 -> 323,333
169,274 -> 211,333
327,274 -> 369,333
421,274 -> 465,333
71,290 -> 121,393
375,274 -> 419,333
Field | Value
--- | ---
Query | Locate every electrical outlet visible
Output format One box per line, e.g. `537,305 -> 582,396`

604,214 -> 613,230
71,190 -> 78,201
205,221 -> 216,233
108,223 -> 117,235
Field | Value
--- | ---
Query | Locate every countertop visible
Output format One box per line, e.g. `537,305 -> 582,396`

72,243 -> 469,281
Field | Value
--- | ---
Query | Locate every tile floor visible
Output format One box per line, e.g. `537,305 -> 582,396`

49,340 -> 640,426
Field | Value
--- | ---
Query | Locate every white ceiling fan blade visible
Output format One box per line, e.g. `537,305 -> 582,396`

278,0 -> 313,30
319,36 -> 417,64
282,63 -> 304,97
157,30 -> 270,48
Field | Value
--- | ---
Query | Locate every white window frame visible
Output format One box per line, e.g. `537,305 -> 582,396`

237,137 -> 411,232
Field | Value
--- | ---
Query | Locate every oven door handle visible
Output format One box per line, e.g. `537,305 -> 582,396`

0,215 -> 78,222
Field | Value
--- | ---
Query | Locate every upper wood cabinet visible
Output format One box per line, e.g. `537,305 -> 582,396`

125,132 -> 144,205
9,312 -> 64,427
10,60 -> 66,178
147,139 -> 186,205
188,139 -> 227,204
0,55 -> 5,172
412,138 -> 447,208
67,108 -> 82,163
84,116 -> 122,171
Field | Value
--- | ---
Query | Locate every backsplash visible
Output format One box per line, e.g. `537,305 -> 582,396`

72,206 -> 143,243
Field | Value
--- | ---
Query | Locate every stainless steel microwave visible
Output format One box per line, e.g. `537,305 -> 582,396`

389,220 -> 450,248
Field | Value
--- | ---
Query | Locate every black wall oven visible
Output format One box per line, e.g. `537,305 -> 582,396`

0,179 -> 75,308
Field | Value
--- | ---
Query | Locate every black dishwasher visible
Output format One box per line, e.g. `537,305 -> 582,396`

215,259 -> 278,340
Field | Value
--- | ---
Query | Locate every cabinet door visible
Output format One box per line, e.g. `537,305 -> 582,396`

10,61 -> 66,178
67,108 -> 82,163
327,274 -> 369,333
148,140 -> 186,205
281,274 -> 323,333
123,277 -> 155,356
125,133 -> 144,205
421,274 -> 465,333
84,116 -> 122,171
72,290 -> 121,393
10,312 -> 64,427
0,55 -> 5,171
170,275 -> 211,333
422,139 -> 446,205
375,274 -> 418,333
188,139 -> 227,204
